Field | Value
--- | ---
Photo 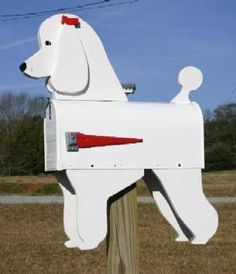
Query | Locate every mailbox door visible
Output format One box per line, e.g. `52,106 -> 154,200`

44,103 -> 60,170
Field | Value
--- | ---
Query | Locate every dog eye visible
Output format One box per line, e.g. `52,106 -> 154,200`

45,40 -> 52,46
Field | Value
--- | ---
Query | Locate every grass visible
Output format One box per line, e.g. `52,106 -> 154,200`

0,170 -> 235,196
203,170 -> 236,196
0,174 -> 61,195
0,174 -> 57,184
0,203 -> 235,273
137,169 -> 236,197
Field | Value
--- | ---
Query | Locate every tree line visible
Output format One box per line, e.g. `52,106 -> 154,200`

0,93 -> 46,175
0,93 -> 235,175
204,103 -> 236,171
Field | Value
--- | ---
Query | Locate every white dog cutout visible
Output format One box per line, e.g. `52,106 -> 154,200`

21,14 -> 218,250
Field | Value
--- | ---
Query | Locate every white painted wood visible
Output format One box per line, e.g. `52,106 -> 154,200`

65,169 -> 143,249
23,14 -> 127,102
153,192 -> 189,242
48,24 -> 89,94
59,184 -> 83,248
144,170 -> 189,242
152,169 -> 218,244
171,66 -> 203,104
55,171 -> 84,248
21,13 -> 219,249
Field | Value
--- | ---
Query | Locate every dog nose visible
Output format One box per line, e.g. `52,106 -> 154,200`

19,62 -> 27,72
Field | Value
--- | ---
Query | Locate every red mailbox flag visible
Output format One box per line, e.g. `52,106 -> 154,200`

66,132 -> 143,151
77,132 -> 143,148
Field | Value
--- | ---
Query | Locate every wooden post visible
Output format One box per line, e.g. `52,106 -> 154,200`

107,183 -> 138,274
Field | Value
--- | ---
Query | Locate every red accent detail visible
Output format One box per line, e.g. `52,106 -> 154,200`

61,15 -> 80,26
76,133 -> 143,149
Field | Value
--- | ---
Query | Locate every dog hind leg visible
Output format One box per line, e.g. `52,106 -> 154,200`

144,170 -> 189,242
152,169 -> 218,244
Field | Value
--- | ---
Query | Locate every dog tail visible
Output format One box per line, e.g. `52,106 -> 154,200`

171,66 -> 203,104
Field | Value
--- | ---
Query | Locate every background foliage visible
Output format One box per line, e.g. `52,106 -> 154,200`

0,93 -> 235,175
0,93 -> 47,175
204,103 -> 236,171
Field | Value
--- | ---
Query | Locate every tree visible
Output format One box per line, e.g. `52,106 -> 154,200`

204,103 -> 236,171
205,142 -> 235,171
0,93 -> 47,175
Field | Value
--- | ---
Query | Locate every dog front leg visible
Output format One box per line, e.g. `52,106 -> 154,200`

55,171 -> 84,248
66,169 -> 143,250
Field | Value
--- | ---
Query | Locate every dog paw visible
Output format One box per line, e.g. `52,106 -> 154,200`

191,237 -> 208,245
77,241 -> 99,250
64,240 -> 82,248
175,235 -> 189,242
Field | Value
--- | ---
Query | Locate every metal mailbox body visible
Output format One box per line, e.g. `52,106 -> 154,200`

44,100 -> 204,171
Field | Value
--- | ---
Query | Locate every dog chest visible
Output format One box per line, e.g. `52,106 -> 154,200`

44,100 -> 204,171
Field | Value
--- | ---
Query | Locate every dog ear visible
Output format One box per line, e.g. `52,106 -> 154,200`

50,25 -> 89,94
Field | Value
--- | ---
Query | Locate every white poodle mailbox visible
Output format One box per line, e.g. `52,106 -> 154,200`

20,14 -> 218,250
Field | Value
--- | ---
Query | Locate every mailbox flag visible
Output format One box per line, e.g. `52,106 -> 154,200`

66,132 -> 143,151
77,132 -> 143,148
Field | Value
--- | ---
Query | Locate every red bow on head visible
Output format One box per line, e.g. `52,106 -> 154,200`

61,15 -> 80,27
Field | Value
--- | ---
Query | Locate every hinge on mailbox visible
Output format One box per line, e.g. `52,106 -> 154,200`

66,132 -> 79,152
46,97 -> 52,120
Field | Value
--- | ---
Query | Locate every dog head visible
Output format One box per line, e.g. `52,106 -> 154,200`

20,14 -> 127,101
20,14 -> 89,95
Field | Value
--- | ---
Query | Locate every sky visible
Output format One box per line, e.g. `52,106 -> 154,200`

0,0 -> 235,110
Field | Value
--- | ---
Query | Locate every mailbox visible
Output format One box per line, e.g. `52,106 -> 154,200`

44,100 -> 204,171
21,13 -> 218,250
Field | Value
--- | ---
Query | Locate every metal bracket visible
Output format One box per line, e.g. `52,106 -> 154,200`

122,83 -> 136,94
66,132 -> 79,152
